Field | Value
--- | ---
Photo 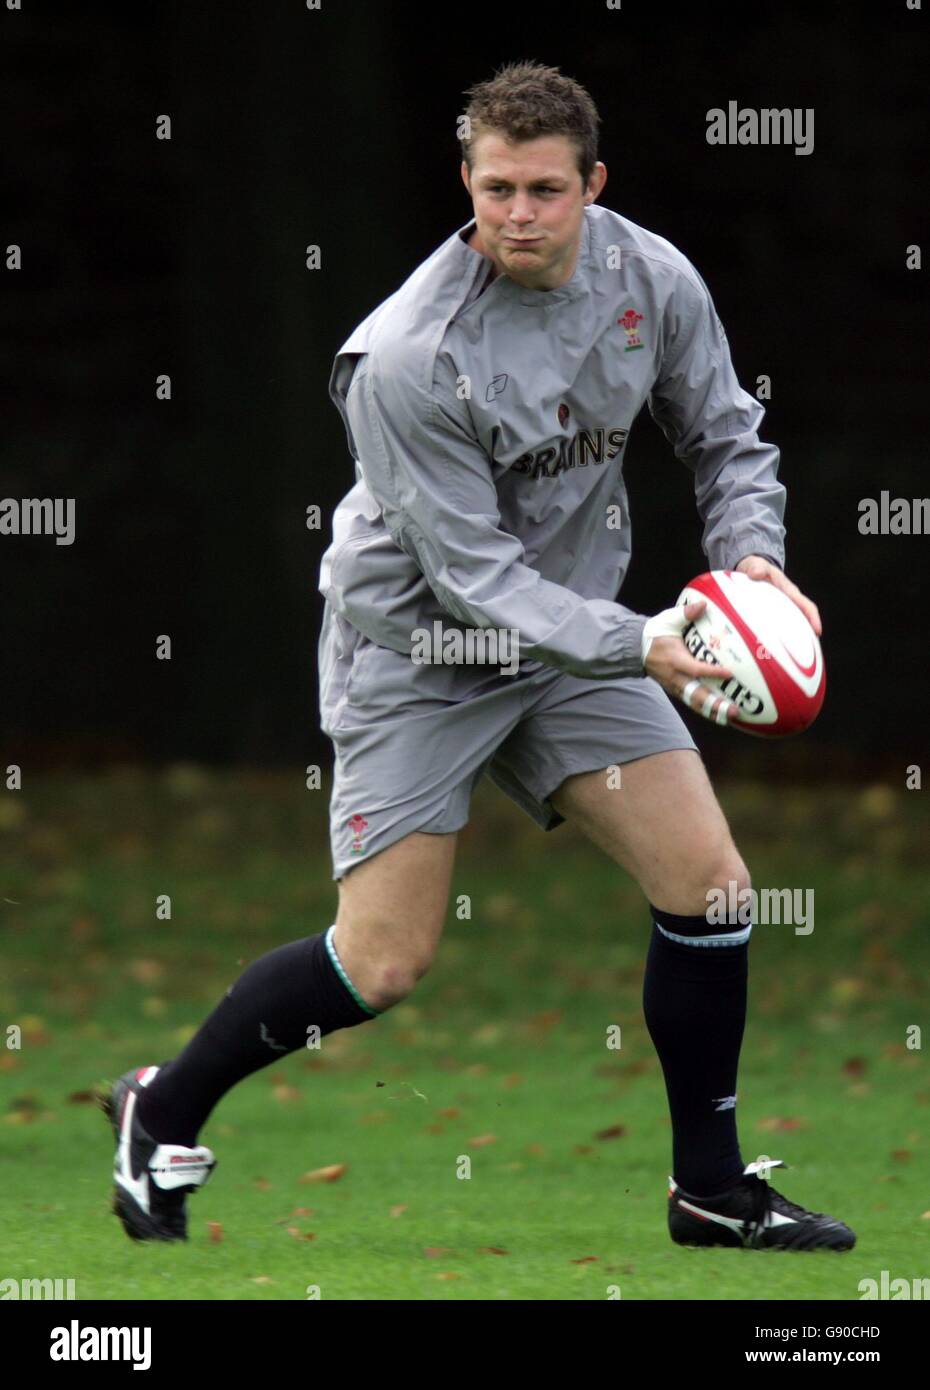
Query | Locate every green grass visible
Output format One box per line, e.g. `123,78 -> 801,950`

1,771 -> 928,1300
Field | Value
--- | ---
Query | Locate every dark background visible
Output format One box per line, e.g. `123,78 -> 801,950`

3,0 -> 927,777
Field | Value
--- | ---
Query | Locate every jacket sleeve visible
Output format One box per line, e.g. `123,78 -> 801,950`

647,266 -> 787,572
344,352 -> 647,679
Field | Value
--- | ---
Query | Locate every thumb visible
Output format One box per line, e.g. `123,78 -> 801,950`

642,601 -> 693,665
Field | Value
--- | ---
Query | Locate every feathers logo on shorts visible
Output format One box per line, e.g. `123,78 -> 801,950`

347,813 -> 369,855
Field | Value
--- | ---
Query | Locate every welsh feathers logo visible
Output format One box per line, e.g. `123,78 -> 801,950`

618,308 -> 644,351
347,813 -> 368,855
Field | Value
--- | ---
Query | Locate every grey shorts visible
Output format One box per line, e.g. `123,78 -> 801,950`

318,606 -> 698,880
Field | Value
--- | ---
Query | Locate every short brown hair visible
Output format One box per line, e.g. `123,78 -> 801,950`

460,60 -> 601,186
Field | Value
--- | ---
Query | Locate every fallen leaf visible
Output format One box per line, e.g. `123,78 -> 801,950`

842,1057 -> 868,1077
66,1090 -> 96,1104
127,959 -> 164,985
424,1247 -> 451,1258
757,1116 -> 806,1132
595,1125 -> 626,1140
574,1144 -> 593,1154
251,1276 -> 274,1285
299,1164 -> 347,1184
20,1017 -> 51,1046
70,916 -> 96,942
468,1134 -> 497,1147
274,1207 -> 314,1224
570,1256 -> 599,1264
271,1084 -> 302,1103
389,1204 -> 407,1218
207,1222 -> 224,1244
437,1107 -> 460,1119
891,1149 -> 911,1162
253,1177 -> 272,1191
502,1074 -> 524,1087
528,1008 -> 563,1032
478,1246 -> 508,1255
435,1272 -> 460,1281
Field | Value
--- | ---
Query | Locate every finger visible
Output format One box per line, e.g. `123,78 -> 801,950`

794,594 -> 822,636
764,571 -> 823,637
680,679 -> 738,726
682,599 -> 706,619
683,658 -> 735,682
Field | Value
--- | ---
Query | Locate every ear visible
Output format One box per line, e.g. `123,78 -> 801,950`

584,161 -> 608,204
460,160 -> 472,194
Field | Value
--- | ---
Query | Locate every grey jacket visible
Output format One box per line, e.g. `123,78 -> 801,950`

320,203 -> 786,678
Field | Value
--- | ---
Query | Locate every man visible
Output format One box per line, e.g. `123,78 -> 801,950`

105,61 -> 853,1253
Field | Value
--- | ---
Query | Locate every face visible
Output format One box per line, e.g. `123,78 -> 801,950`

461,131 -> 607,290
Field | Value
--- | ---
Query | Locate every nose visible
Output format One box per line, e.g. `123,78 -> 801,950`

507,194 -> 535,226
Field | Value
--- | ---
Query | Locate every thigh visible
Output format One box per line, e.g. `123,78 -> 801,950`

320,611 -> 527,880
333,830 -> 458,1010
489,667 -> 697,833
549,748 -> 744,913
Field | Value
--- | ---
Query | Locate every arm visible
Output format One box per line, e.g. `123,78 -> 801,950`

647,266 -> 787,573
344,354 -> 647,679
647,266 -> 821,636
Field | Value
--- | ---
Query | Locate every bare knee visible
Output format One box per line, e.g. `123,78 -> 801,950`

706,847 -> 751,899
651,842 -> 750,917
364,950 -> 433,1012
331,915 -> 437,1013
332,832 -> 453,1011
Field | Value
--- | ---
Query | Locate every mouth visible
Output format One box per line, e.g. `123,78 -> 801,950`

504,237 -> 542,247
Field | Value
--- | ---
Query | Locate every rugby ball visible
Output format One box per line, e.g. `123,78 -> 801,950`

675,570 -> 825,737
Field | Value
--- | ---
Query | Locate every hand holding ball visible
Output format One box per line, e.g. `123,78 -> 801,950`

644,570 -> 825,737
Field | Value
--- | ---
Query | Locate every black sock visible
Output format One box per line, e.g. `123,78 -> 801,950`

137,930 -> 377,1146
642,903 -> 749,1196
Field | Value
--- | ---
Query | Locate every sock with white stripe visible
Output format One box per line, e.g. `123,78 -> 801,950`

136,929 -> 377,1146
642,903 -> 749,1197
